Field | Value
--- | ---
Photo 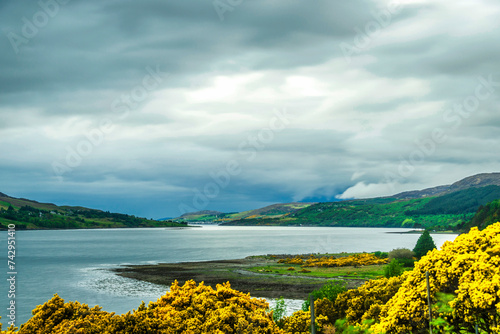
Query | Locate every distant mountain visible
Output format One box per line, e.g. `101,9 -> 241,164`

179,210 -> 225,219
221,172 -> 500,230
224,203 -> 315,220
393,185 -> 450,200
447,173 -> 500,192
177,203 -> 314,223
0,193 -> 185,230
393,173 -> 500,199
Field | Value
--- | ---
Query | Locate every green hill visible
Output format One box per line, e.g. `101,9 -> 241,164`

178,210 -> 227,222
466,199 -> 500,230
0,193 -> 186,230
222,175 -> 500,230
225,197 -> 467,229
177,203 -> 314,223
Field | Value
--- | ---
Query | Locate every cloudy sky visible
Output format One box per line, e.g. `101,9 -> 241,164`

1,0 -> 499,219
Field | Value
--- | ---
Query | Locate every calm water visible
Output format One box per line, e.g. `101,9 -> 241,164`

0,226 -> 457,326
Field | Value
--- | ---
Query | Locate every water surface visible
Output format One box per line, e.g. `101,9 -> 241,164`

0,226 -> 457,325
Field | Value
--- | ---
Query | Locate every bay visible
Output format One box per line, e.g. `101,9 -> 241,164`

0,226 -> 457,326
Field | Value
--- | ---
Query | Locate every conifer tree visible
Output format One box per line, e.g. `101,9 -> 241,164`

413,230 -> 436,258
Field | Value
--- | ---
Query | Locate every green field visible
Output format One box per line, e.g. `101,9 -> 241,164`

248,263 -> 386,280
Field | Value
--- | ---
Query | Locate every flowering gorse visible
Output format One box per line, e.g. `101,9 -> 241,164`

6,280 -> 283,334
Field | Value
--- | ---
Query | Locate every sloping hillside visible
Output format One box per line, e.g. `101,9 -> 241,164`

405,185 -> 500,215
393,172 -> 500,199
0,193 -> 185,230
223,173 -> 500,230
178,210 -> 226,221
177,203 -> 314,223
467,199 -> 500,230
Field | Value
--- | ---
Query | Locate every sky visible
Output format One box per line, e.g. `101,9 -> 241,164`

1,0 -> 500,219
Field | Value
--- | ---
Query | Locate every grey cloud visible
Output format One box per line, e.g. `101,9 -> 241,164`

1,0 -> 500,217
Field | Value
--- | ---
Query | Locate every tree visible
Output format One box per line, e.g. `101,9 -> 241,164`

413,230 -> 436,258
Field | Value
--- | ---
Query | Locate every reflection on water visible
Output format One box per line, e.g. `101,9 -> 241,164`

79,266 -> 305,316
77,266 -> 168,298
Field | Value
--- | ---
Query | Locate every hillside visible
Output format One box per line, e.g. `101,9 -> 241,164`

176,203 -> 314,223
178,210 -> 227,221
467,199 -> 500,230
0,193 -> 186,230
393,172 -> 500,199
222,173 -> 500,230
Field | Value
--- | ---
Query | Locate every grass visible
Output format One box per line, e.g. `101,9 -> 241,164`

245,252 -> 404,280
248,263 -> 386,280
0,200 -> 12,209
0,217 -> 18,226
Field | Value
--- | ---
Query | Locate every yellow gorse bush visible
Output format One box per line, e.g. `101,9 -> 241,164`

7,223 -> 500,333
303,253 -> 389,268
371,222 -> 500,333
278,253 -> 388,268
334,274 -> 405,327
9,280 -> 283,334
278,256 -> 304,265
280,301 -> 330,334
281,222 -> 500,333
150,280 -> 282,334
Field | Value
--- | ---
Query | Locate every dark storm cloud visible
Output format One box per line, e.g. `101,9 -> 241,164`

1,0 -> 500,217
0,0 -> 381,97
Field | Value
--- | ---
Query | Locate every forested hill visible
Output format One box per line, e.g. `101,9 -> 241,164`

0,193 -> 185,230
221,174 -> 500,230
467,199 -> 500,230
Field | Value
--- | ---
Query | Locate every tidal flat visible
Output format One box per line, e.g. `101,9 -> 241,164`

113,254 -> 379,299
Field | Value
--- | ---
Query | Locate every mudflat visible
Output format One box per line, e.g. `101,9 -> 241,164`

113,256 -> 369,300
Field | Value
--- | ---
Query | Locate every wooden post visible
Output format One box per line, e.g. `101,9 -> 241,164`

310,295 -> 316,334
426,271 -> 433,334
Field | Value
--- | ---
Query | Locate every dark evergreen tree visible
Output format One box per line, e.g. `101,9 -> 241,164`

413,230 -> 436,258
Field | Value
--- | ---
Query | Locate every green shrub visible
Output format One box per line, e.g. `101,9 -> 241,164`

373,251 -> 388,259
384,259 -> 403,278
271,296 -> 287,327
302,281 -> 346,312
334,319 -> 375,333
388,248 -> 414,260
395,257 -> 415,268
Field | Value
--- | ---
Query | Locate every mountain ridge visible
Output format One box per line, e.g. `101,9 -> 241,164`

393,172 -> 500,199
218,172 -> 500,229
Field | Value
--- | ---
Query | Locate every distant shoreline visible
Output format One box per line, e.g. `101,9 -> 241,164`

0,225 -> 198,231
385,229 -> 459,235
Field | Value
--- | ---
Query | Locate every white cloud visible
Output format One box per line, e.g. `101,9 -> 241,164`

336,181 -> 395,199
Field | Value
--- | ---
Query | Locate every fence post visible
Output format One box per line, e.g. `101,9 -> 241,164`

426,271 -> 433,334
310,295 -> 316,334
